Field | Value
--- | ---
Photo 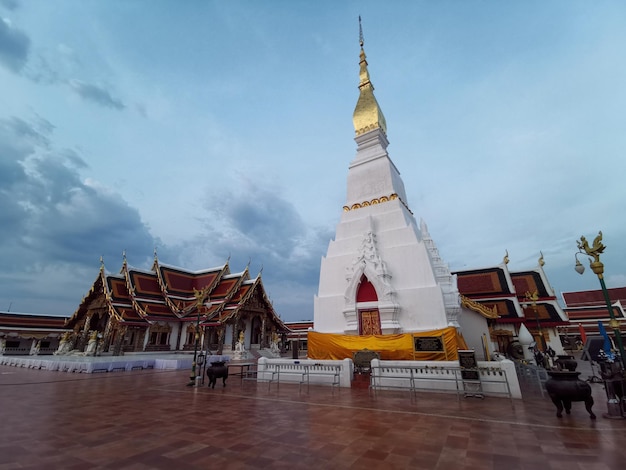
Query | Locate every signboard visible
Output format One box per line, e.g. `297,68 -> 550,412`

413,335 -> 445,353
458,349 -> 480,382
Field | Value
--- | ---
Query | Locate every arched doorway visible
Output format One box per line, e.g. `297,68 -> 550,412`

250,316 -> 262,346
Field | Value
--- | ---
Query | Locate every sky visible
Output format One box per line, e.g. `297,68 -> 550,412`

1,0 -> 625,322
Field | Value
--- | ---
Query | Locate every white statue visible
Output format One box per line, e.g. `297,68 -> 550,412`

85,331 -> 98,356
234,331 -> 247,359
29,340 -> 40,356
270,332 -> 280,356
54,332 -> 73,355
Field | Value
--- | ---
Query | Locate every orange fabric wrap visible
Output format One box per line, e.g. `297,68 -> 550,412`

307,327 -> 467,361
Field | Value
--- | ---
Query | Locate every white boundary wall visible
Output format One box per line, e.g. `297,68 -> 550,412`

257,357 -> 353,388
371,358 -> 522,399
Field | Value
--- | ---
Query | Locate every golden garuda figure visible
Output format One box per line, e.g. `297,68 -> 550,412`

577,231 -> 605,263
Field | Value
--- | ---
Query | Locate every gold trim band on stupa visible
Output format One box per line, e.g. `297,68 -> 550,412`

352,17 -> 387,136
343,193 -> 413,214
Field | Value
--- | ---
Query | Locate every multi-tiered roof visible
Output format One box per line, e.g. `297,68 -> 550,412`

66,253 -> 286,330
453,254 -> 569,328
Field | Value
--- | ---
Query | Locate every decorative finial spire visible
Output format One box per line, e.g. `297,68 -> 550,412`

359,15 -> 364,47
99,256 -> 105,272
503,250 -> 509,265
352,16 -> 387,136
154,247 -> 158,260
538,251 -> 545,267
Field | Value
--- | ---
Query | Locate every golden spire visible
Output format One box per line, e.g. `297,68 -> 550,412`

352,16 -> 387,136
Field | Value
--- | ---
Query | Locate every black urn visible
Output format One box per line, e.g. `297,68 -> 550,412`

554,355 -> 577,372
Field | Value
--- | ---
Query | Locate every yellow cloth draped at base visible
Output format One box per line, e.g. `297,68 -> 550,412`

307,327 -> 468,361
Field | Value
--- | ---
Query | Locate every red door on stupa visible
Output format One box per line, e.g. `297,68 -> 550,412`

359,309 -> 382,335
356,275 -> 381,335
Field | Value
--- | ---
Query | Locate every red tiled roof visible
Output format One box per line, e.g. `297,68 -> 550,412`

65,257 -> 286,332
454,268 -> 512,297
565,306 -> 624,321
563,287 -> 626,307
510,271 -> 551,298
0,312 -> 67,330
160,265 -> 222,297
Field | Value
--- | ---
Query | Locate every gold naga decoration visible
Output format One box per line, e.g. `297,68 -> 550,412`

460,295 -> 499,319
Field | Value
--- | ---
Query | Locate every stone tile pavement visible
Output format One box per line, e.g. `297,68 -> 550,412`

1,356 -> 625,469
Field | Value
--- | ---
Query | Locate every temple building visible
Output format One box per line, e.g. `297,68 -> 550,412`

561,286 -> 626,343
62,253 -> 287,356
0,312 -> 68,356
313,25 -> 459,338
453,253 -> 569,359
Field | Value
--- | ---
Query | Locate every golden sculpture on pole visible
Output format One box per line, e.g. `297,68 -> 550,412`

575,231 -> 626,370
187,287 -> 207,386
523,290 -> 545,351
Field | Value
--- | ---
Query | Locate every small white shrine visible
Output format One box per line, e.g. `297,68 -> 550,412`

314,27 -> 459,336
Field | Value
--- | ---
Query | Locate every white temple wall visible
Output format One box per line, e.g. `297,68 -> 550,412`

346,157 -> 408,206
456,308 -> 492,361
315,199 -> 449,334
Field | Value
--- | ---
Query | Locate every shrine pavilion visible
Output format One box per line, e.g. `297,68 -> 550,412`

62,252 -> 288,356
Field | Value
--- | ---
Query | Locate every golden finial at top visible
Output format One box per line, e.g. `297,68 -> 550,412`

503,250 -> 509,265
352,17 -> 387,136
538,251 -> 545,266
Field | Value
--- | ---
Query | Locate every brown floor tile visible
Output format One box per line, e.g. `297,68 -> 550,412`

2,362 -> 626,469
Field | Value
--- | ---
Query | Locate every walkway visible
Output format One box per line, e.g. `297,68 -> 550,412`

1,359 -> 625,469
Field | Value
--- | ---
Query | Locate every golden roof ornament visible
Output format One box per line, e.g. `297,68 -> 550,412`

538,251 -> 545,267
352,16 -> 387,136
503,249 -> 509,265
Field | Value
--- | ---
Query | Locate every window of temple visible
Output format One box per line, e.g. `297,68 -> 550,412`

149,324 -> 171,346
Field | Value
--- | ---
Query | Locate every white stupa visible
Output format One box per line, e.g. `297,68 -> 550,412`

313,25 -> 459,335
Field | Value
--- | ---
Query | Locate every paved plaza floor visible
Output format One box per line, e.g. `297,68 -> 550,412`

1,358 -> 625,469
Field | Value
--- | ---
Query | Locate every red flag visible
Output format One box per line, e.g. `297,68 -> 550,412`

578,323 -> 587,343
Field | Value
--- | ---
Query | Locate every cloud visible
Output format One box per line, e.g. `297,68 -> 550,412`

0,16 -> 29,72
166,181 -> 333,321
0,0 -> 19,11
0,115 -> 156,313
68,79 -> 126,110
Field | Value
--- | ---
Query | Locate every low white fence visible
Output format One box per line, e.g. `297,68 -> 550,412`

256,357 -> 353,388
370,358 -> 522,399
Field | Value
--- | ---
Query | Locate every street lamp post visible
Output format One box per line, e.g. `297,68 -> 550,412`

187,288 -> 205,387
575,231 -> 626,370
